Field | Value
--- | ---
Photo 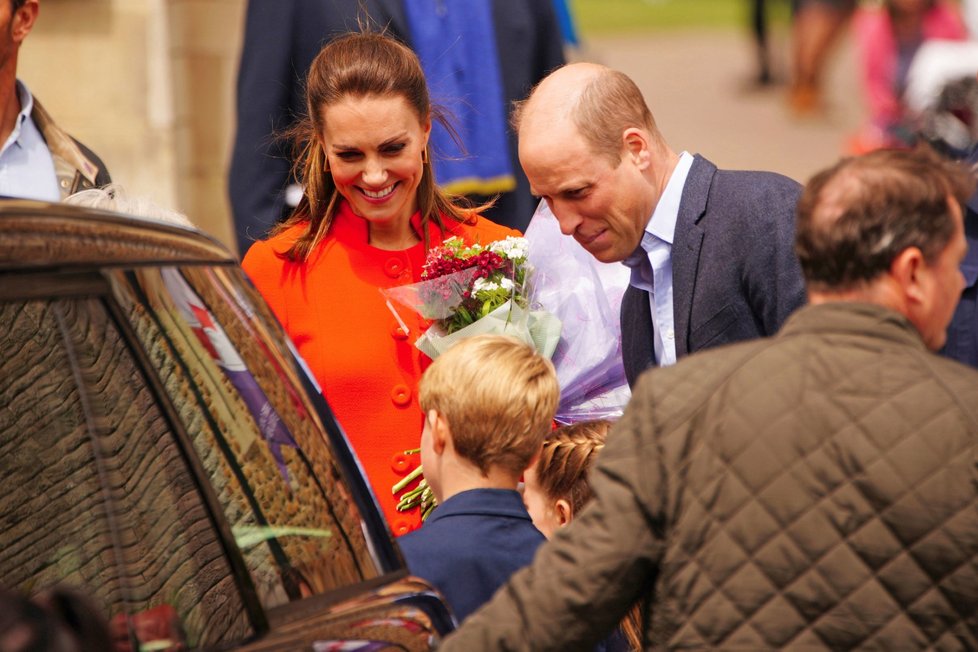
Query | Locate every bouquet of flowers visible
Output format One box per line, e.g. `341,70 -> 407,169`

381,235 -> 561,520
383,235 -> 562,360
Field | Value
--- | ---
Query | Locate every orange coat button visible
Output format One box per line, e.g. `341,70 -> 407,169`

390,323 -> 408,340
390,452 -> 414,474
391,384 -> 412,407
392,518 -> 413,537
384,257 -> 404,278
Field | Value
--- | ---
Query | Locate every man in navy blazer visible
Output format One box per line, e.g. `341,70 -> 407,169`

228,0 -> 565,255
516,63 -> 807,387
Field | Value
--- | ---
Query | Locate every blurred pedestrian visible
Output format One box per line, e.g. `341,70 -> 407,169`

788,0 -> 856,114
228,0 -> 564,254
941,111 -> 978,367
514,62 -> 806,388
849,0 -> 967,152
0,0 -> 110,201
441,145 -> 978,652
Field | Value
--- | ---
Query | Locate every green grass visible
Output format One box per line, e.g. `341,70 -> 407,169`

571,0 -> 792,35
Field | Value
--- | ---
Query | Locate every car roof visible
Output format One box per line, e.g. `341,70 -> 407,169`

0,199 -> 234,271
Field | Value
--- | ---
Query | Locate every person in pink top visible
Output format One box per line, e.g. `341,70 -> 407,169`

851,0 -> 967,151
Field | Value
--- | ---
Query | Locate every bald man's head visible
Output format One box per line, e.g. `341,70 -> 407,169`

513,63 -> 662,165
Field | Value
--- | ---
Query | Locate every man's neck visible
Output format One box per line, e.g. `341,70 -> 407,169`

0,70 -> 23,149
0,50 -> 21,146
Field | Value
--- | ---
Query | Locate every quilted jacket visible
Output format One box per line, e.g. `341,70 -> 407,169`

442,302 -> 978,651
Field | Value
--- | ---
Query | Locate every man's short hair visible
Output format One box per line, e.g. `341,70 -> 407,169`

11,0 -> 26,11
795,146 -> 975,291
512,67 -> 659,165
419,334 -> 559,477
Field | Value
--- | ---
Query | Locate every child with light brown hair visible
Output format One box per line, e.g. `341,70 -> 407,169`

523,420 -> 642,651
398,334 -> 559,624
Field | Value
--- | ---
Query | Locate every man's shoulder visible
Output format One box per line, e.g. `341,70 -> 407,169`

711,166 -> 802,199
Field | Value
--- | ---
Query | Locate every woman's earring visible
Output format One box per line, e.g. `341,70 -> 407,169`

421,147 -> 429,164
323,157 -> 331,173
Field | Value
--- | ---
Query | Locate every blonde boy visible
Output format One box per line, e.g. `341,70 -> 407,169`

398,334 -> 559,624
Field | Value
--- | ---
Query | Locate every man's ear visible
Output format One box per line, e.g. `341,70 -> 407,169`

12,1 -> 39,45
554,498 -> 573,528
429,410 -> 450,455
890,245 -> 927,306
622,127 -> 651,170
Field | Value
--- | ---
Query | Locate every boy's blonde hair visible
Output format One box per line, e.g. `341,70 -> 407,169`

419,334 -> 559,477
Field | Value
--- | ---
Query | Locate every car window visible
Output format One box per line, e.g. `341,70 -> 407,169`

0,297 -> 252,649
106,265 -> 382,610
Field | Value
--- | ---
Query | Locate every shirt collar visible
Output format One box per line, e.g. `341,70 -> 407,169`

6,80 -> 34,152
622,151 -> 694,268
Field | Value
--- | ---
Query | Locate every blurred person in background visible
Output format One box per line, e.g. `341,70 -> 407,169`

849,0 -> 967,153
228,0 -> 564,255
940,82 -> 978,368
788,0 -> 856,114
0,0 -> 110,201
240,32 -> 519,536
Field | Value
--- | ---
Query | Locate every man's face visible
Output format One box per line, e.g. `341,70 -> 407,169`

519,122 -> 652,263
0,1 -> 35,73
915,200 -> 968,350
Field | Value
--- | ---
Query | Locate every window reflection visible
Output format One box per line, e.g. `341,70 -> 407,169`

0,298 -> 251,649
107,266 -> 379,608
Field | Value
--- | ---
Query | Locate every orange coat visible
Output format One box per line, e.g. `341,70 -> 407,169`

242,201 -> 519,535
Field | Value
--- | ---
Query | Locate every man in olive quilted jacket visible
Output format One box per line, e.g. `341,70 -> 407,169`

441,147 -> 978,650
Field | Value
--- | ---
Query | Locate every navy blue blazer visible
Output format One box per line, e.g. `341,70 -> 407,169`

621,155 -> 806,387
941,144 -> 978,368
398,488 -> 545,624
228,0 -> 565,253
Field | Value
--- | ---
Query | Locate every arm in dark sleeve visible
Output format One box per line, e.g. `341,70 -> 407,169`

439,386 -> 667,651
743,175 -> 806,335
228,0 -> 299,256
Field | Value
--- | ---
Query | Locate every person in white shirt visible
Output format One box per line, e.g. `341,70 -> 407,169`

0,0 -> 109,201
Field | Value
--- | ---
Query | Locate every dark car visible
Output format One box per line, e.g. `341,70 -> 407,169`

0,200 -> 454,650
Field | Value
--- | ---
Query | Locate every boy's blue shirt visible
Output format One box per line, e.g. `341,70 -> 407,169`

398,487 -> 546,624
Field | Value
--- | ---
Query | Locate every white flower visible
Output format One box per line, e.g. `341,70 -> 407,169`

472,276 -> 516,296
488,236 -> 529,261
472,278 -> 499,293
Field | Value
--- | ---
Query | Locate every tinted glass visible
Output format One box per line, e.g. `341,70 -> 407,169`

0,298 -> 252,649
107,265 -> 382,609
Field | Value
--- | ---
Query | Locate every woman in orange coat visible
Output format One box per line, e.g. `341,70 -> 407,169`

242,32 -> 518,536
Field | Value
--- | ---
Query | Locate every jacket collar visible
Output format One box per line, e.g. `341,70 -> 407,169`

672,154 -> 716,356
778,302 -> 927,350
30,97 -> 100,186
425,488 -> 532,525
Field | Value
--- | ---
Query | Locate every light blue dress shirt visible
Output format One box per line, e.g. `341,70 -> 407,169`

622,151 -> 694,367
0,81 -> 60,201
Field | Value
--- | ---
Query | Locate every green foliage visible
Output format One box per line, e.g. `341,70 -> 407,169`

570,0 -> 792,36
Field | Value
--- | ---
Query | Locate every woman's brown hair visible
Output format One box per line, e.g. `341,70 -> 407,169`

277,31 -> 482,262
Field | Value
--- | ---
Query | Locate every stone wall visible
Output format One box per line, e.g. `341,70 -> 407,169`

19,0 -> 245,253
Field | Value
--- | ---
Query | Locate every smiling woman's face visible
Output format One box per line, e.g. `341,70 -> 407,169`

321,94 -> 431,239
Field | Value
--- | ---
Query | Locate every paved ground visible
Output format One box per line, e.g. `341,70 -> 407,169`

582,28 -> 864,184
